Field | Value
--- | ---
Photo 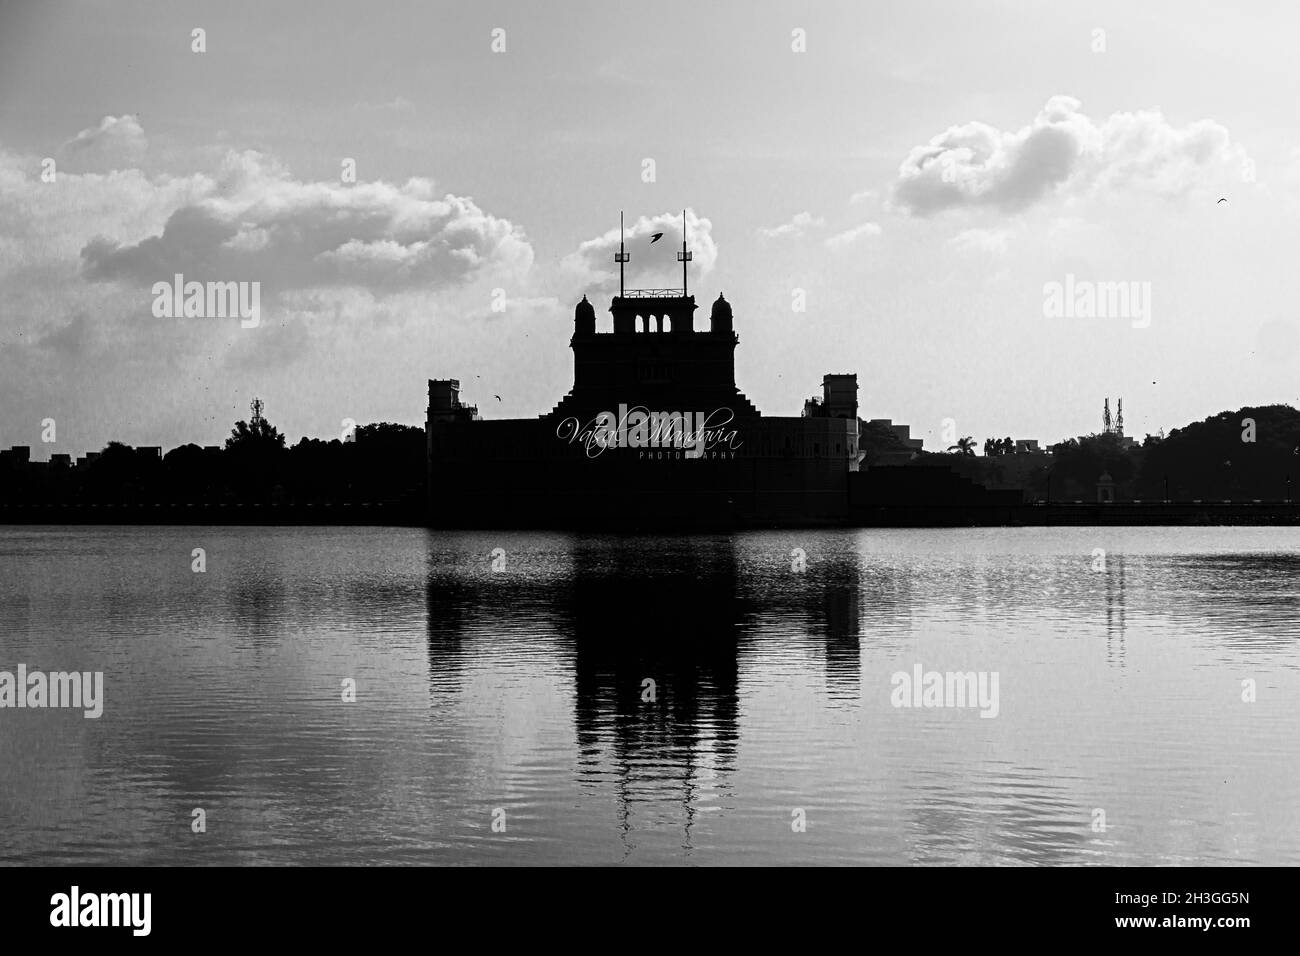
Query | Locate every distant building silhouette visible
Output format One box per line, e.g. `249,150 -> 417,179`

868,420 -> 924,452
1,446 -> 30,467
427,379 -> 479,424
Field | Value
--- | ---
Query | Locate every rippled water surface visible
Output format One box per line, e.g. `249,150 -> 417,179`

2,525 -> 1298,865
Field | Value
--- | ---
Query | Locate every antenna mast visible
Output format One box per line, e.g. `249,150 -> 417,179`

676,209 -> 692,295
614,211 -> 629,296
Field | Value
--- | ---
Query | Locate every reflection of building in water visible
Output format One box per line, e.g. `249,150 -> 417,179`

422,536 -> 752,848
425,575 -> 473,694
564,537 -> 747,849
734,541 -> 864,701
425,559 -> 577,694
815,551 -> 863,699
423,534 -> 867,849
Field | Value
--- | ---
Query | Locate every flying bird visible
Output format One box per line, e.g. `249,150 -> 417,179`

650,232 -> 664,243
1218,198 -> 1228,203
494,395 -> 502,402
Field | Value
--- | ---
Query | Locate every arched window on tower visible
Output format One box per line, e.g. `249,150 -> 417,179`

635,316 -> 644,334
662,316 -> 672,333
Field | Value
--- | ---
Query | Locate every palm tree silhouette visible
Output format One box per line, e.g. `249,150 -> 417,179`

948,436 -> 976,456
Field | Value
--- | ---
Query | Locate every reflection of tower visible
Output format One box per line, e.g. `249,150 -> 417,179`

566,537 -> 747,851
420,534 -> 867,857
1104,552 -> 1127,666
425,568 -> 474,694
724,535 -> 864,700
815,547 -> 863,700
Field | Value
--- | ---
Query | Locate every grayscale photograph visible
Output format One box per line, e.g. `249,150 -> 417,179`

0,0 -> 1289,937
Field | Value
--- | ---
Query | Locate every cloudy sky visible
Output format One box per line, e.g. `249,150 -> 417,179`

2,0 -> 1299,455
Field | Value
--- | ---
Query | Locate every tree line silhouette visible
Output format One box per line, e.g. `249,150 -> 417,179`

0,407 -> 426,507
924,405 -> 1300,502
4,403 -> 1299,508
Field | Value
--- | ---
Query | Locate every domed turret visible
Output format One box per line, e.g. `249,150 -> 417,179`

574,294 -> 596,335
710,293 -> 733,333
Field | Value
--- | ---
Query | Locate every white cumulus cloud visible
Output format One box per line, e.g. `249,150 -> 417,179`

80,150 -> 534,293
891,96 -> 1253,216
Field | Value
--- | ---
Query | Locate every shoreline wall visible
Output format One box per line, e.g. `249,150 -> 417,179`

6,499 -> 1300,528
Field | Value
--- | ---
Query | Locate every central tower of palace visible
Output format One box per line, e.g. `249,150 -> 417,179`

548,213 -> 759,419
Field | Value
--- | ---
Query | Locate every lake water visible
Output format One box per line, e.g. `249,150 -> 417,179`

1,525 -> 1298,866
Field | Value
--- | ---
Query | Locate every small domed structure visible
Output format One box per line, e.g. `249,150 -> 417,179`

710,293 -> 733,333
1096,471 -> 1115,503
574,294 -> 596,335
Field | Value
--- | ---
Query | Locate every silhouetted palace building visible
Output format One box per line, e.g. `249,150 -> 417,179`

427,220 -> 864,527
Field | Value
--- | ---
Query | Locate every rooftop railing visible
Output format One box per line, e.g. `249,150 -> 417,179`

617,288 -> 688,298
